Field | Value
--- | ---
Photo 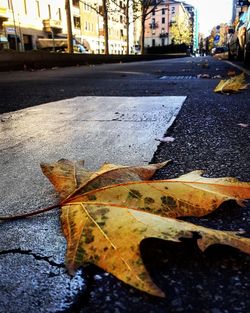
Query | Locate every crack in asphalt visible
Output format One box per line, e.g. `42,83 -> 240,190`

0,248 -> 65,269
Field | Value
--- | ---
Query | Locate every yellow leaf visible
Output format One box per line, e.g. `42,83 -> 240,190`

61,202 -> 250,297
41,160 -> 250,297
67,170 -> 250,218
41,159 -> 92,199
41,159 -> 170,200
214,72 -> 248,93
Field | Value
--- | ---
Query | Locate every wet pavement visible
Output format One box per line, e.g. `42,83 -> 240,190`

0,56 -> 249,313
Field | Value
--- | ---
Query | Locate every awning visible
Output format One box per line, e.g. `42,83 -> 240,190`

36,38 -> 67,49
82,39 -> 90,50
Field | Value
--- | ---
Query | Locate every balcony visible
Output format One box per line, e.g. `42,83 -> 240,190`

43,19 -> 62,32
0,7 -> 9,21
159,32 -> 169,38
149,22 -> 158,29
99,29 -> 104,36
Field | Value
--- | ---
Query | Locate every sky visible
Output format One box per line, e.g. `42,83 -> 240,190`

184,0 -> 233,35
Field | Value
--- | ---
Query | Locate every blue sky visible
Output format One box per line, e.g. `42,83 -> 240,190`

184,0 -> 233,35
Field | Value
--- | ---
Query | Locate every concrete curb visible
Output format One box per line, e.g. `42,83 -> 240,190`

0,51 -> 186,71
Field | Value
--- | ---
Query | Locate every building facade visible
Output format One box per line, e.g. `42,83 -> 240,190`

183,2 -> 198,51
144,0 -> 192,48
2,0 -> 67,51
0,0 -> 140,54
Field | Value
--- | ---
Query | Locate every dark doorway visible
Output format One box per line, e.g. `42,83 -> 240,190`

23,34 -> 33,50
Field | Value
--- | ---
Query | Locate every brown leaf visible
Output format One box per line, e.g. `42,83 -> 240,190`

227,70 -> 236,77
197,74 -> 211,79
238,123 -> 249,128
155,136 -> 175,143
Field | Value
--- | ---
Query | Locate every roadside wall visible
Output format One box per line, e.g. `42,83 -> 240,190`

0,51 -> 186,71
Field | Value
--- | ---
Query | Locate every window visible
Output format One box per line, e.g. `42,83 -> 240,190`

161,38 -> 165,46
48,4 -> 51,19
36,1 -> 40,17
152,18 -> 155,23
120,29 -> 124,37
162,17 -> 165,23
23,0 -> 27,14
73,16 -> 81,29
172,7 -> 175,14
152,10 -> 155,16
162,9 -> 165,14
73,0 -> 80,7
152,39 -> 155,46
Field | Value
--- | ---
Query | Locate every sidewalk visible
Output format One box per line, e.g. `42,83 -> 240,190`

0,96 -> 185,313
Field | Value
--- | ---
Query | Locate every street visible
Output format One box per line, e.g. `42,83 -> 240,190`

0,56 -> 248,114
0,56 -> 250,313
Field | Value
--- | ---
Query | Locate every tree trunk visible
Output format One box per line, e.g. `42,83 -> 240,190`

65,0 -> 73,53
126,0 -> 129,54
103,0 -> 109,55
140,16 -> 145,55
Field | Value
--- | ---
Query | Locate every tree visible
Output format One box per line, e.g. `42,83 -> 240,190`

169,13 -> 192,45
65,0 -> 74,53
133,0 -> 165,54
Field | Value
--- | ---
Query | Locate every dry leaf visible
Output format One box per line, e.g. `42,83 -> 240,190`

41,160 -> 250,297
61,202 -> 250,297
227,70 -> 236,77
68,170 -> 250,218
197,74 -> 211,79
238,123 -> 249,128
212,75 -> 222,79
214,73 -> 248,94
41,159 -> 170,199
155,136 -> 175,143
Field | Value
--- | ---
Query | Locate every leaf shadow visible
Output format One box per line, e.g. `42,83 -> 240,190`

140,235 -> 250,312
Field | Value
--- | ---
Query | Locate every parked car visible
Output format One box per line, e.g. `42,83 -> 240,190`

243,6 -> 250,65
211,46 -> 228,55
36,38 -> 90,54
228,11 -> 248,60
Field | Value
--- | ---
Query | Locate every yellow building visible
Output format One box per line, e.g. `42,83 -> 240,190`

0,0 -> 10,49
72,0 -> 129,54
2,0 -> 66,51
1,0 -> 141,54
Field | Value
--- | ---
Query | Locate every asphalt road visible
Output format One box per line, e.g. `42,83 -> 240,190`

0,56 -> 250,313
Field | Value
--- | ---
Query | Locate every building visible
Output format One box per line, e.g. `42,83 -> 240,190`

144,0 -> 192,48
183,2 -> 198,51
2,0 -> 67,51
0,0 -> 139,54
0,0 -> 9,50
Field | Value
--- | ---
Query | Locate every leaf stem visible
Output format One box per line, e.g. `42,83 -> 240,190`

0,203 -> 61,221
